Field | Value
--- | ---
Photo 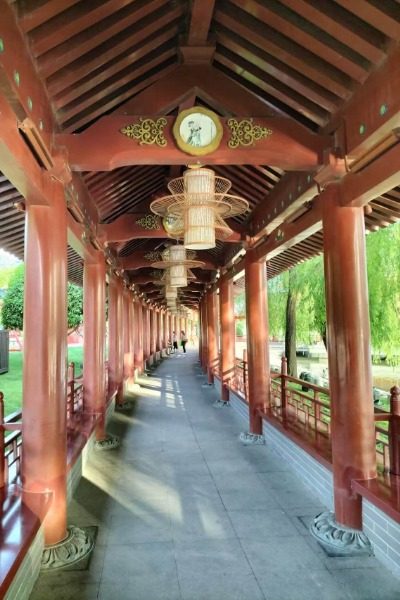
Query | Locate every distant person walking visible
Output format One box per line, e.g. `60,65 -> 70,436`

172,331 -> 178,353
180,330 -> 188,353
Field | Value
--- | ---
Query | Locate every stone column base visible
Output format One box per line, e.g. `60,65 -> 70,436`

239,432 -> 265,445
310,511 -> 373,557
94,434 -> 120,451
41,526 -> 95,570
213,400 -> 230,408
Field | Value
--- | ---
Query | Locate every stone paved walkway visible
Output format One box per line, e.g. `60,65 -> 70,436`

31,350 -> 400,600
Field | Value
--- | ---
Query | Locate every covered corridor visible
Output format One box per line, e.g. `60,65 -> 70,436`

31,351 -> 400,600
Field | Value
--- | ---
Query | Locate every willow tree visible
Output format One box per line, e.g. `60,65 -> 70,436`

366,224 -> 400,361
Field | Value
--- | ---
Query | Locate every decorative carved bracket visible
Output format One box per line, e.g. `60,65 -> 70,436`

227,118 -> 272,148
120,118 -> 167,146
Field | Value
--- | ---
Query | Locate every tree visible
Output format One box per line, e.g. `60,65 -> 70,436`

1,265 -> 83,332
1,265 -> 24,330
285,268 -> 298,376
267,273 -> 287,339
366,224 -> 400,359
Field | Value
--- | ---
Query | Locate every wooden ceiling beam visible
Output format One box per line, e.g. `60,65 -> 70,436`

59,47 -> 177,124
53,26 -> 180,110
37,0 -> 173,77
63,61 -> 178,132
187,0 -> 216,45
334,0 -> 400,39
215,31 -> 340,113
120,250 -> 219,271
18,0 -> 81,33
228,0 -> 369,82
56,113 -> 329,171
279,0 -> 386,64
214,5 -> 351,99
101,213 -> 241,244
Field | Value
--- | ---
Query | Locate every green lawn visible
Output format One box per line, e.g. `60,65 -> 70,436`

0,347 -> 84,417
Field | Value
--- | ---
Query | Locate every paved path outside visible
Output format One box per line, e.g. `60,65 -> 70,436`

31,349 -> 400,600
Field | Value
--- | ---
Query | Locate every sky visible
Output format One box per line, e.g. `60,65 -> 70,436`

0,248 -> 22,268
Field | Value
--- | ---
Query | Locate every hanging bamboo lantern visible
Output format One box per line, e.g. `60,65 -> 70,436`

150,167 -> 249,250
151,245 -> 205,289
184,168 -> 215,250
169,245 -> 188,286
165,285 -> 177,300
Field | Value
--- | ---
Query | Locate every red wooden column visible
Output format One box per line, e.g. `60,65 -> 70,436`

129,294 -> 135,378
164,310 -> 169,350
144,305 -> 151,361
134,299 -> 144,372
156,309 -> 161,352
243,249 -> 270,439
207,291 -> 218,385
84,254 -> 107,437
22,184 -> 68,546
311,187 -> 376,555
200,298 -> 208,372
150,308 -> 156,358
123,288 -> 134,383
219,277 -> 235,403
168,313 -> 173,351
108,275 -> 124,400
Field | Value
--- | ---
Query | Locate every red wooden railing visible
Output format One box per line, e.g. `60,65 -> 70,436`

0,393 -> 22,488
67,362 -> 84,422
232,350 -> 248,401
228,356 -> 400,476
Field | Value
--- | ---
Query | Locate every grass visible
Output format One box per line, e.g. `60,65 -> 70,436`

0,347 -> 84,417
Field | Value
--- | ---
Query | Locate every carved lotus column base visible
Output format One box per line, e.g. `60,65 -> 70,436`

213,400 -> 230,408
41,526 -> 95,570
239,432 -> 265,445
310,511 -> 373,557
94,434 -> 120,451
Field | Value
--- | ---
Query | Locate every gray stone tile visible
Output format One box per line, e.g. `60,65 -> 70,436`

228,509 -> 300,538
102,541 -> 177,582
30,581 -> 100,600
268,485 -> 322,510
329,567 -> 400,599
219,488 -> 280,511
31,352 -> 400,600
178,570 -> 265,600
107,512 -> 172,544
257,568 -> 350,600
174,538 -> 253,577
212,472 -> 270,493
99,577 -> 181,599
206,457 -> 257,475
241,537 -> 326,572
171,508 -> 236,542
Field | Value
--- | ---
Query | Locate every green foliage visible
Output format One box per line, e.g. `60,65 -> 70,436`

234,291 -> 245,317
1,265 -> 83,331
266,222 -> 400,357
267,272 -> 287,339
0,346 -> 84,417
268,255 -> 326,344
366,225 -> 400,357
67,283 -> 84,332
1,265 -> 24,330
235,319 -> 246,337
0,265 -> 21,288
